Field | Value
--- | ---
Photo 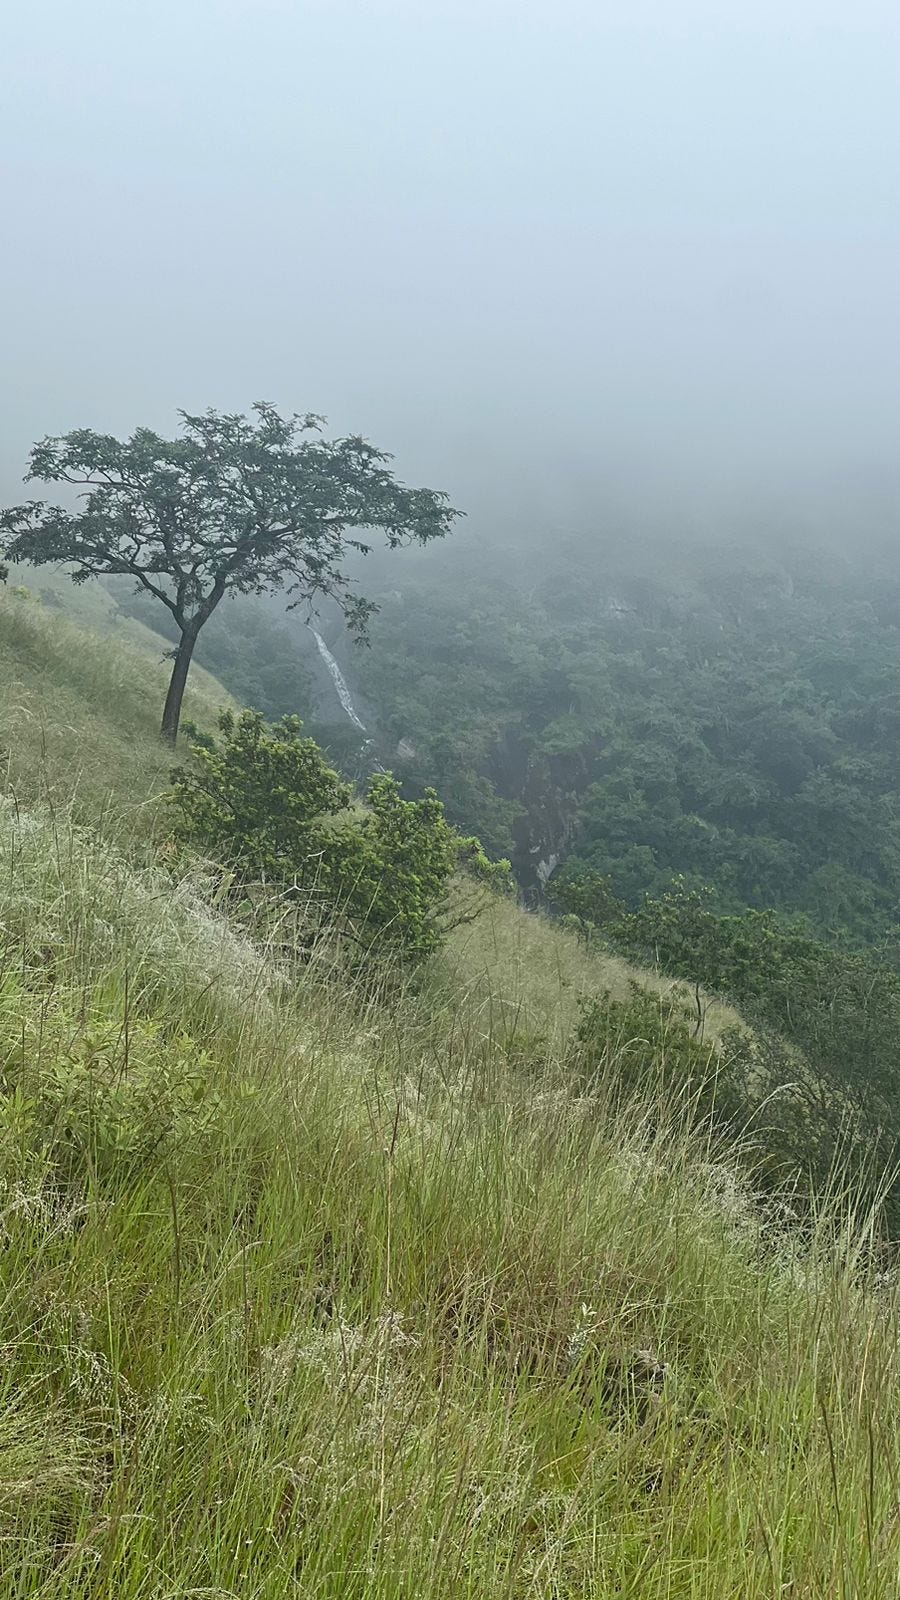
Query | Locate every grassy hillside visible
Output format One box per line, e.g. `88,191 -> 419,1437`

1,595 -> 898,1596
442,891 -> 742,1055
0,581 -> 230,827
3,797 -> 899,1598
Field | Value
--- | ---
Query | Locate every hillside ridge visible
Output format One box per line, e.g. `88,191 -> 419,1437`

1,575 -> 899,1597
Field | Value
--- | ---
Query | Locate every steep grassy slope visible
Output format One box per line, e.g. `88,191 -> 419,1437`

442,890 -> 741,1054
0,583 -> 230,826
2,798 -> 899,1598
1,594 -> 899,1596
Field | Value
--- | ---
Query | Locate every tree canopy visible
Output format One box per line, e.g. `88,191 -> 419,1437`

341,536 -> 900,951
0,404 -> 458,741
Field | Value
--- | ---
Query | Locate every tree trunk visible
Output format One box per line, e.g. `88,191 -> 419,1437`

160,628 -> 199,745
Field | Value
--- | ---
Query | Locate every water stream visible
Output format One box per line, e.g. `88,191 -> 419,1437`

310,627 -> 368,732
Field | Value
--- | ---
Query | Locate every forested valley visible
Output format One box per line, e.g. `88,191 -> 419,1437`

142,530 -> 900,952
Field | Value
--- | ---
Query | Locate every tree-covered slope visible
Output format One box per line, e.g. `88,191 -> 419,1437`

354,537 -> 900,947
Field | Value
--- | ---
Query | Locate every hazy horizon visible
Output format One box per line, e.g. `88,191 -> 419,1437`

4,0 -> 900,548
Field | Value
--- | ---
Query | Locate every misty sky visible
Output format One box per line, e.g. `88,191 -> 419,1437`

4,0 -> 900,546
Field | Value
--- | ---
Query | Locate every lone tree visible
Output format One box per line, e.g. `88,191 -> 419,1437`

0,404 -> 458,743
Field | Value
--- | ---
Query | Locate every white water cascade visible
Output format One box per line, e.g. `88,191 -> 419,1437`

310,627 -> 368,732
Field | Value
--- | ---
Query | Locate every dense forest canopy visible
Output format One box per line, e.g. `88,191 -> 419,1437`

101,524 -> 900,960
301,533 -> 900,953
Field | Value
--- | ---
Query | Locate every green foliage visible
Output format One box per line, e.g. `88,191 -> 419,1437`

0,979 -> 218,1190
353,540 -> 900,945
616,883 -> 900,1097
573,982 -> 725,1106
328,775 -> 508,960
546,866 -> 624,941
614,883 -> 900,1222
172,709 -> 352,875
171,710 -> 507,961
1,403 -> 458,741
567,986 -> 807,1200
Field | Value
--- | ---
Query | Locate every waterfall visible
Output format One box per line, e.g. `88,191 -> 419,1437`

310,628 -> 368,732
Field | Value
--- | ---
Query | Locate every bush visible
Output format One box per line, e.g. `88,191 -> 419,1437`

612,882 -> 900,1225
171,710 -> 508,962
570,981 -> 871,1211
545,866 -> 624,942
572,982 -> 741,1121
0,976 -> 219,1190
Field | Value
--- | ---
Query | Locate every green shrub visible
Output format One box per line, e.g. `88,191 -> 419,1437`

573,982 -> 736,1115
613,882 -> 900,1224
545,866 -> 624,943
570,982 -> 857,1207
0,976 -> 219,1189
171,710 -> 508,962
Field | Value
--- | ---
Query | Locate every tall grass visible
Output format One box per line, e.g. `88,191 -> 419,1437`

0,585 -> 229,828
441,889 -> 743,1056
1,799 -> 899,1597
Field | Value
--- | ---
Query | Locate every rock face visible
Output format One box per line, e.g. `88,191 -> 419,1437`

487,731 -> 599,898
535,852 -> 560,888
